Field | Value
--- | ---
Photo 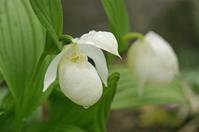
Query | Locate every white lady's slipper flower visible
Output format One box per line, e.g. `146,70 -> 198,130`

43,31 -> 120,107
127,31 -> 179,91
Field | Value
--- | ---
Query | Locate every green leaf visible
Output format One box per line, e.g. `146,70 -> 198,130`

22,56 -> 55,117
30,0 -> 63,53
44,73 -> 120,132
0,0 -> 48,121
101,0 -> 130,52
110,65 -> 186,109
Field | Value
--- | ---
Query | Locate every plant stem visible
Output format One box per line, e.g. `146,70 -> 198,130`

123,32 -> 144,43
59,34 -> 73,44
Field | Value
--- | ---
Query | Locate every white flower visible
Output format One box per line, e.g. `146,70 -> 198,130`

127,31 -> 179,86
43,31 -> 120,107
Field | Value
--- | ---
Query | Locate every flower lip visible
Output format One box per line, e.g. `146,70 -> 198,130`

58,55 -> 103,107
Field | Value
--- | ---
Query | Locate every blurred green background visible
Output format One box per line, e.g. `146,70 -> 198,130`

61,0 -> 199,131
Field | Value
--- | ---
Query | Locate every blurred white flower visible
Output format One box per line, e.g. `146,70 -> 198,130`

43,31 -> 120,107
127,31 -> 179,91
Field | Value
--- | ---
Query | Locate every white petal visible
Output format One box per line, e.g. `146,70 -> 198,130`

78,44 -> 108,86
73,30 -> 121,57
58,60 -> 103,107
43,53 -> 64,92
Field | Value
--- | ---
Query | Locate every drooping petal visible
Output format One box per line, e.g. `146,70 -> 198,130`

78,44 -> 108,86
43,53 -> 63,92
73,30 -> 121,57
58,57 -> 103,107
43,44 -> 74,92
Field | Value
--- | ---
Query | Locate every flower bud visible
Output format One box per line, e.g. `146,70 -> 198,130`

127,31 -> 179,84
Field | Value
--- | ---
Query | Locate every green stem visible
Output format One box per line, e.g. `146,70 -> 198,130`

123,32 -> 144,43
59,34 -> 73,44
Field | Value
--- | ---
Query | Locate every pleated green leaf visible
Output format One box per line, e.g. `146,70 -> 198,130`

30,0 -> 63,53
101,0 -> 130,51
111,65 -> 186,109
0,0 -> 48,120
43,73 -> 119,132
